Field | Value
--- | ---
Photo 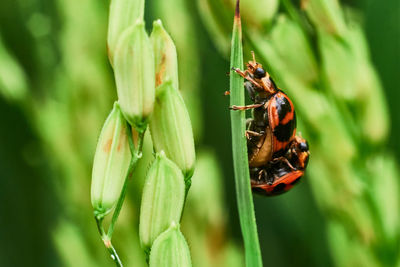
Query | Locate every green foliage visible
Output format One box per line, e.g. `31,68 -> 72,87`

0,0 -> 398,266
199,0 -> 400,266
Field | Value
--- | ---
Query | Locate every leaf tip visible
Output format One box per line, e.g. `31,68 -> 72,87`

235,0 -> 240,19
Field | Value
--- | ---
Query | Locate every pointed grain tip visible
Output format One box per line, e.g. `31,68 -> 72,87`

235,0 -> 240,18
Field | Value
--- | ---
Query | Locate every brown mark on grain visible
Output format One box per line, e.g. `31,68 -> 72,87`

103,139 -> 113,153
117,130 -> 127,151
156,53 -> 167,87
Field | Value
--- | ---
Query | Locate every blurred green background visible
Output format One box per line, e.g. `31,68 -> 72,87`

0,0 -> 399,266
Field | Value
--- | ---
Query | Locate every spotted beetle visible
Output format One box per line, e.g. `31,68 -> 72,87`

231,52 -> 296,167
250,136 -> 310,196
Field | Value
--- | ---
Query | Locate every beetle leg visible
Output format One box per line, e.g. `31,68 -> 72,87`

230,103 -> 264,110
244,75 -> 264,89
251,51 -> 256,64
271,156 -> 296,170
246,130 -> 263,136
246,118 -> 253,128
245,130 -> 263,139
231,67 -> 248,78
258,168 -> 267,181
232,67 -> 263,89
267,172 -> 276,185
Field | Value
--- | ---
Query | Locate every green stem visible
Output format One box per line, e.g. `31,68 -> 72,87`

107,126 -> 146,238
229,1 -> 263,267
95,217 -> 123,267
106,243 -> 123,267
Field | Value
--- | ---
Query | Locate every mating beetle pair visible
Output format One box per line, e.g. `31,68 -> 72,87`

231,52 -> 310,196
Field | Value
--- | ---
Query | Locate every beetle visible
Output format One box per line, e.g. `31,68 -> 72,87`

231,52 -> 297,167
250,136 -> 310,196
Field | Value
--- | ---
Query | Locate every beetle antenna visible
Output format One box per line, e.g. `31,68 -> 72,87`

251,51 -> 256,64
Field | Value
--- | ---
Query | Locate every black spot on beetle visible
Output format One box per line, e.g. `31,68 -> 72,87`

272,183 -> 286,194
252,187 -> 268,195
273,148 -> 287,157
273,120 -> 296,142
275,94 -> 292,121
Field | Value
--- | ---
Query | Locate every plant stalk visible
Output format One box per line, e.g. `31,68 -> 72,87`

108,126 -> 145,238
229,1 -> 263,266
95,217 -> 123,267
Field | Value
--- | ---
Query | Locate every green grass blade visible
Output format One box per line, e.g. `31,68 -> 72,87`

229,1 -> 263,266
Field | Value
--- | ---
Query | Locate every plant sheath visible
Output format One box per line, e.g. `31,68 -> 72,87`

229,1 -> 263,267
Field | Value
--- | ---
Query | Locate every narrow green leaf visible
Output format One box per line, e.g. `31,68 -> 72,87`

229,1 -> 262,266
